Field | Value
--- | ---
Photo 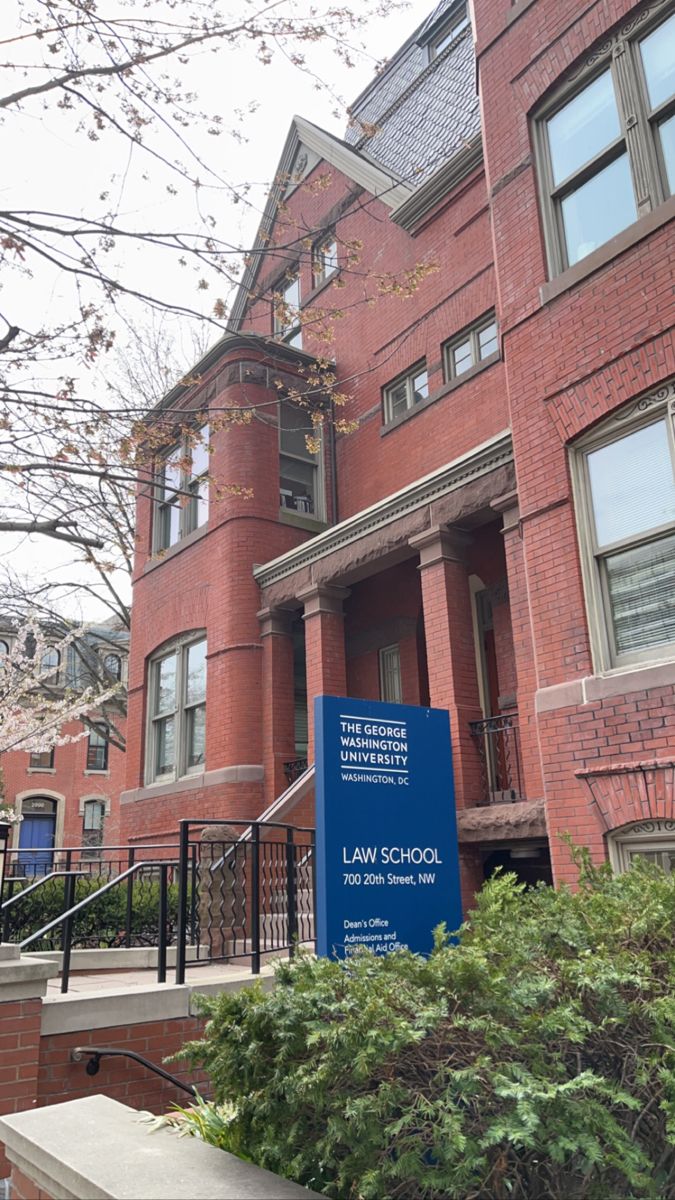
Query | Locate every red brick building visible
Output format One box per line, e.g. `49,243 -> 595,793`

2,627 -> 127,865
121,0 -> 675,899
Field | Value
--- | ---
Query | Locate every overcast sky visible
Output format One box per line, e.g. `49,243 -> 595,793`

2,0 -> 430,621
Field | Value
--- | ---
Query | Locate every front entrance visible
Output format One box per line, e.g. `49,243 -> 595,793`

18,797 -> 57,874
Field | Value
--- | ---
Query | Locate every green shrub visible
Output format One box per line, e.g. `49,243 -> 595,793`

176,856 -> 675,1199
5,874 -> 183,948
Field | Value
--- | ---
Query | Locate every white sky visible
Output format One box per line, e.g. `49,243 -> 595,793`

2,0 -> 430,620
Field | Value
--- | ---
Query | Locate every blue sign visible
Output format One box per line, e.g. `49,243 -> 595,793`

315,696 -> 462,959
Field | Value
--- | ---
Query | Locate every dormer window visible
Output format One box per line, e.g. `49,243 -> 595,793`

427,4 -> 469,61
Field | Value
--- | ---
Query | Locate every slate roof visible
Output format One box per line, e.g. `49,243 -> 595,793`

345,0 -> 479,187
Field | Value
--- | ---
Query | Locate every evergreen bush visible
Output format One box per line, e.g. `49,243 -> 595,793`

176,855 -> 675,1199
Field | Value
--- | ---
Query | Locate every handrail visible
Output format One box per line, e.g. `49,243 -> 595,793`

20,860 -> 177,994
71,1046 -> 197,1097
0,871 -> 83,912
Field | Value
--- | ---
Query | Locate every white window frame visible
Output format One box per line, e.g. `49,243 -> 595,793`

534,1 -> 675,277
571,381 -> 675,672
145,633 -> 207,785
154,426 -> 209,553
608,819 -> 675,873
273,272 -> 302,349
443,312 -> 499,382
312,235 -> 338,288
382,362 -> 429,425
379,644 -> 403,704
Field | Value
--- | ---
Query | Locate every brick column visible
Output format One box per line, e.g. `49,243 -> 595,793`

491,491 -> 544,801
299,584 -> 350,762
410,526 -> 483,810
0,944 -> 56,1179
258,607 -> 297,807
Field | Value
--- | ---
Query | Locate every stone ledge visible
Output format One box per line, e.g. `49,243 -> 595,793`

40,970 -> 275,1036
0,1094 -> 321,1198
0,946 -> 58,1003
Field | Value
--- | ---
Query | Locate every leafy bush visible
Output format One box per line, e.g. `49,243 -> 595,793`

5,874 -> 183,948
176,856 -> 675,1199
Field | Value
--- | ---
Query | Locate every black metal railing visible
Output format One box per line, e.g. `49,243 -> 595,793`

20,859 -> 179,993
469,713 -> 523,805
175,818 -> 316,984
2,843 -> 198,952
283,757 -> 309,785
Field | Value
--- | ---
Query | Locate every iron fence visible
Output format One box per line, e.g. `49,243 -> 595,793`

175,818 -> 316,982
469,713 -> 523,805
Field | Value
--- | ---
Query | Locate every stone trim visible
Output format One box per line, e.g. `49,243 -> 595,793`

120,764 -> 264,806
298,583 -> 351,618
0,945 -> 57,1003
257,607 -> 295,637
536,657 -> 675,714
410,525 -> 471,568
254,430 -> 513,588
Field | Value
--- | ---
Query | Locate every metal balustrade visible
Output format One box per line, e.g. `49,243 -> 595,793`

469,713 -> 523,805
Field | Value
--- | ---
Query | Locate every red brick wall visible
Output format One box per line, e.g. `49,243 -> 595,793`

0,999 -> 42,1178
474,0 -> 675,870
37,1016 -> 209,1115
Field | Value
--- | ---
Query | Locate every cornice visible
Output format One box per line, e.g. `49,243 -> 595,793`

254,429 -> 513,589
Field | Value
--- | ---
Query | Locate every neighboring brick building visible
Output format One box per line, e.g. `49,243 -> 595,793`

2,625 -> 128,864
121,0 -> 675,900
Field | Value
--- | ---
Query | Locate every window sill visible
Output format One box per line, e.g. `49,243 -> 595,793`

279,509 -> 328,533
540,195 -> 675,307
84,770 -> 110,777
536,655 -> 675,712
27,768 -> 56,775
381,353 -> 500,436
144,521 -> 210,575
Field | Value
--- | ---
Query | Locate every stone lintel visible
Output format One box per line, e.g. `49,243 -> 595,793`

257,606 -> 295,638
298,583 -> 351,618
409,525 -> 471,568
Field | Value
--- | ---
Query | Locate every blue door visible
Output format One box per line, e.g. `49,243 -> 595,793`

18,802 -> 57,874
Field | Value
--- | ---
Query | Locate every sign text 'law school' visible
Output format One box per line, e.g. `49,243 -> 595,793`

315,696 -> 462,959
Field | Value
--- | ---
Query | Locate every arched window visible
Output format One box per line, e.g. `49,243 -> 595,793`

608,820 -> 675,874
103,653 -> 122,681
82,799 -> 106,855
146,634 -> 206,783
0,639 -> 10,659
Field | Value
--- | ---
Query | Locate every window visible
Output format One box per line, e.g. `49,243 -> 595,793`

147,635 -> 206,783
279,400 -> 323,518
382,363 -> 429,425
29,749 -> 54,770
428,4 -> 469,59
155,426 -> 209,552
0,639 -> 9,660
443,313 -> 498,381
573,386 -> 675,668
82,799 -> 105,856
102,653 -> 122,681
273,273 -> 302,349
609,820 -> 675,873
537,6 -> 675,273
86,725 -> 109,772
379,645 -> 402,704
40,647 -> 60,684
312,236 -> 338,288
